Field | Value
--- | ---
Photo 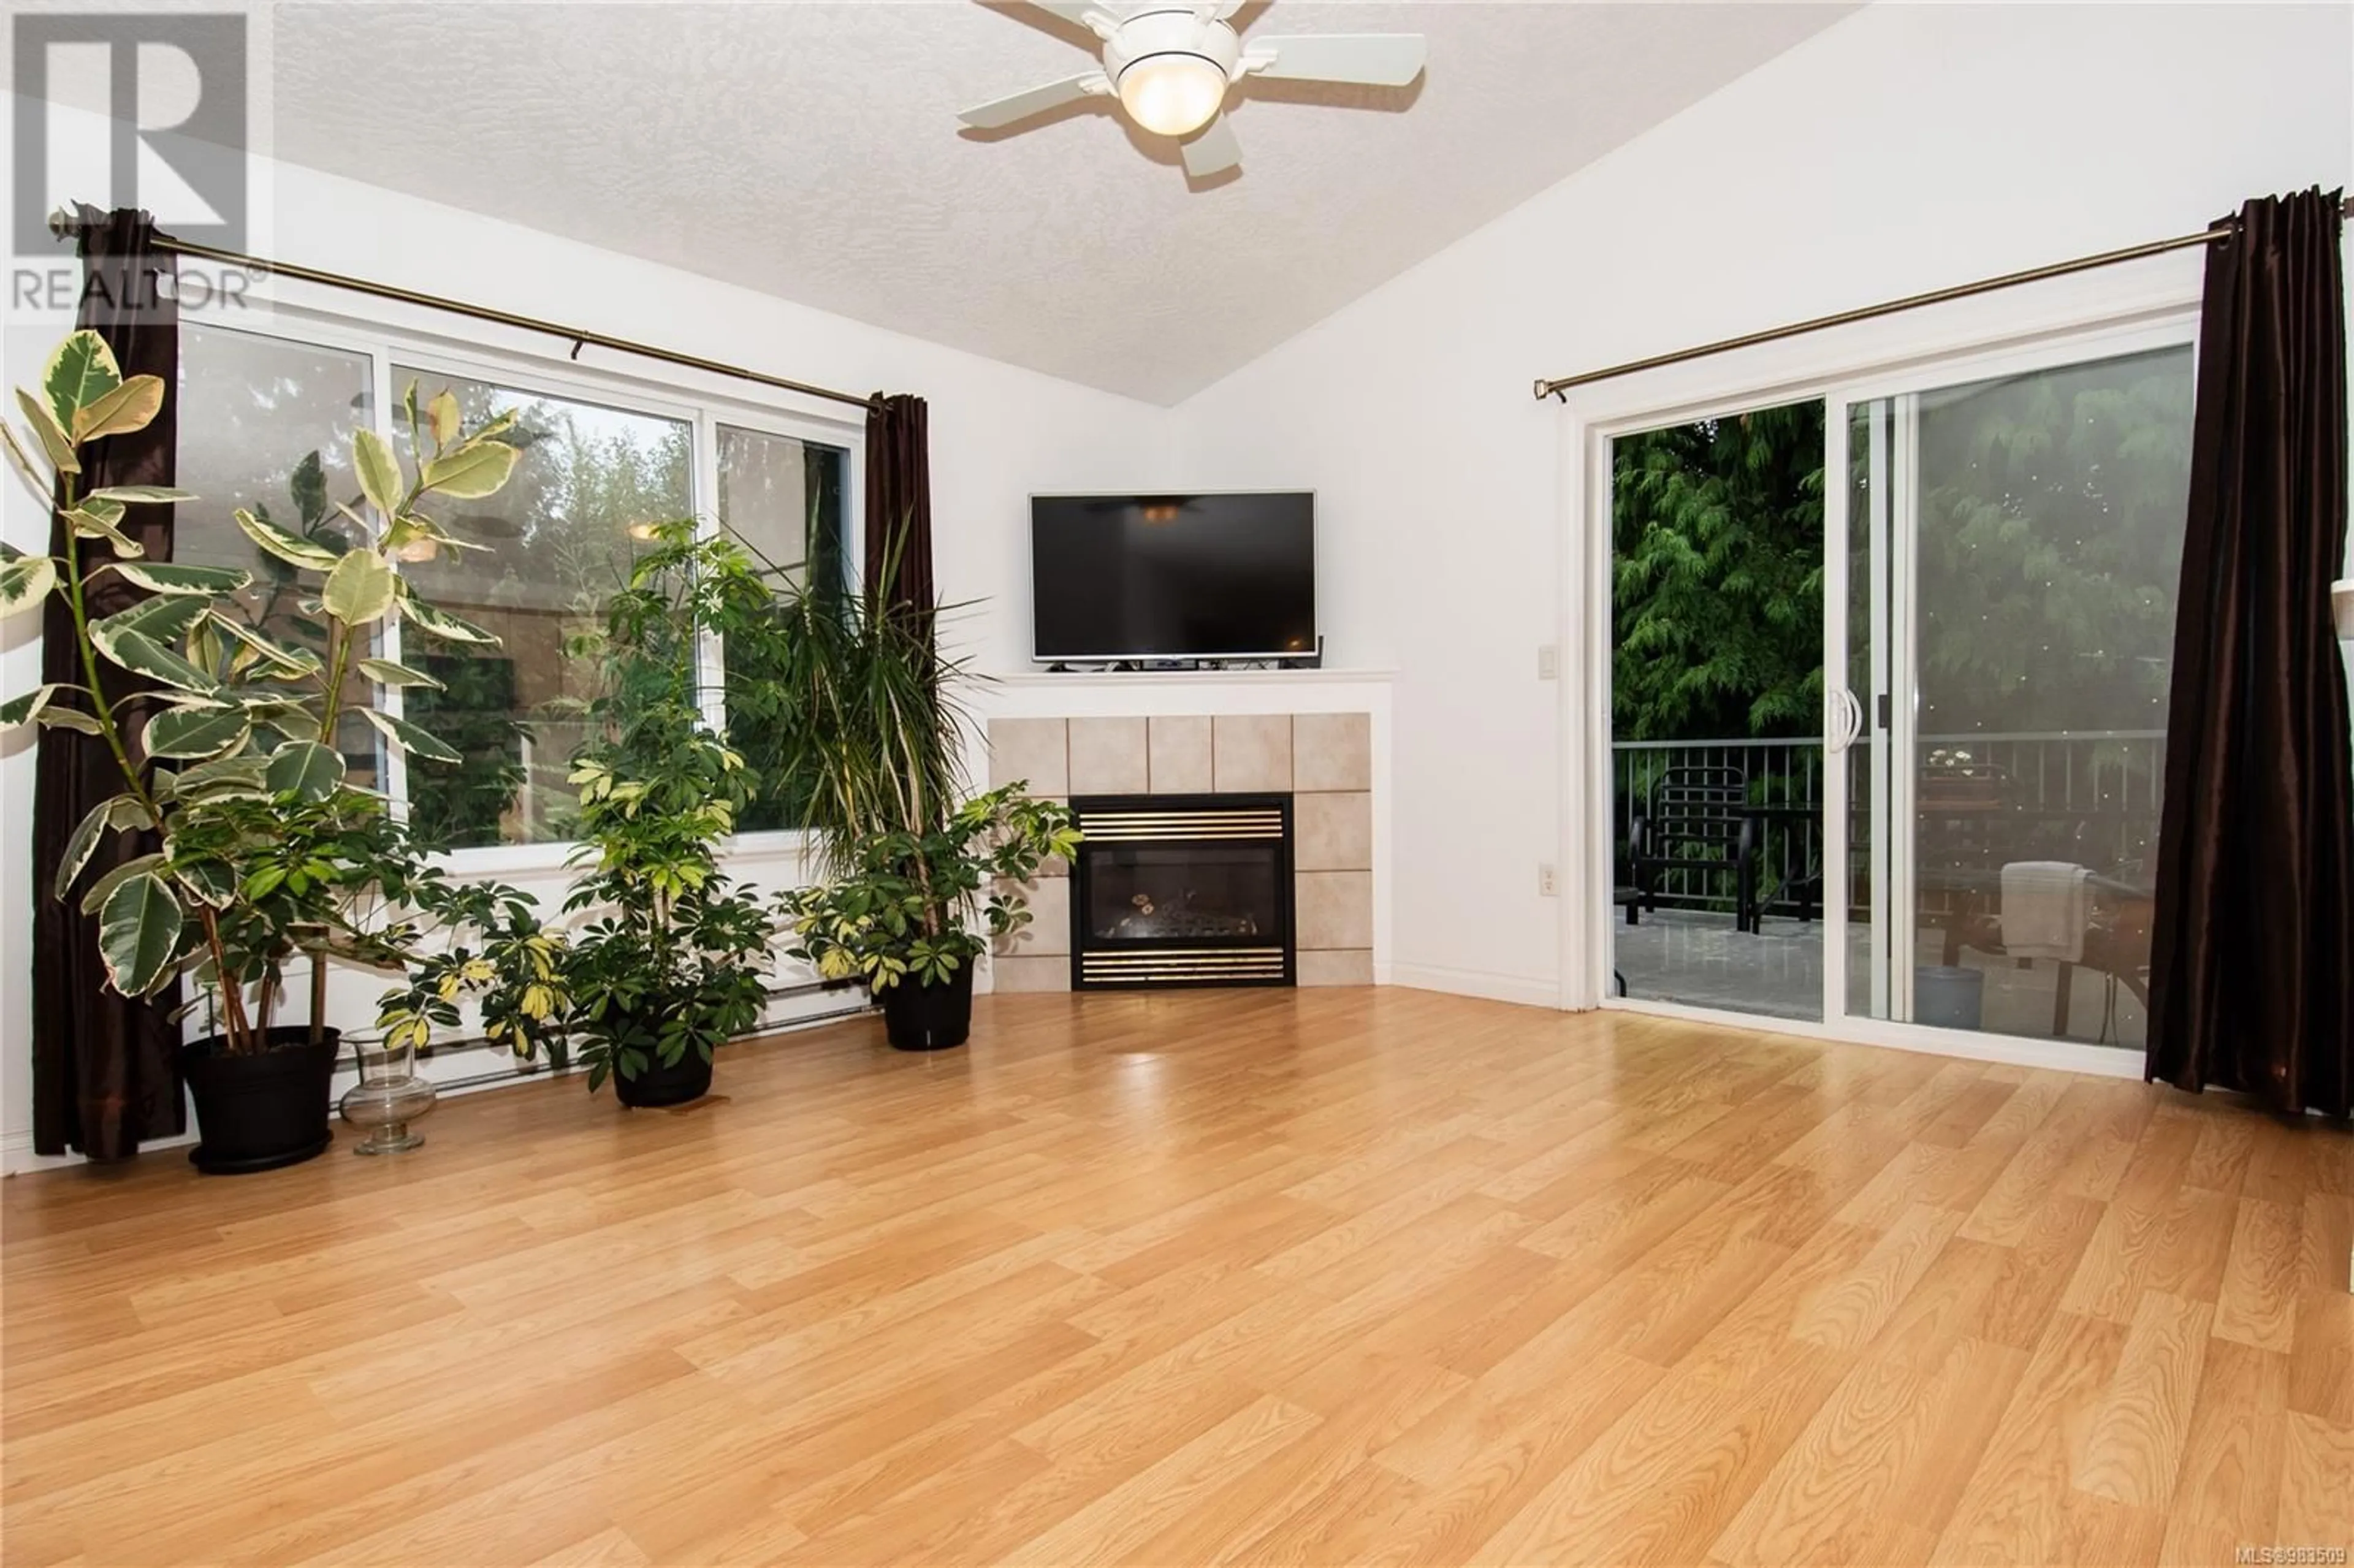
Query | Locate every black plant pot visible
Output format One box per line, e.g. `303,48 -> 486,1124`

614,1041 -> 715,1108
183,1027 -> 338,1174
881,965 -> 975,1052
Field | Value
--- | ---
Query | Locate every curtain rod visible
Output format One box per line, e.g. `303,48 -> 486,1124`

47,208 -> 877,414
1531,194 -> 2354,402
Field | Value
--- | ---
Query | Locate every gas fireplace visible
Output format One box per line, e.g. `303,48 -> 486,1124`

1068,793 -> 1295,988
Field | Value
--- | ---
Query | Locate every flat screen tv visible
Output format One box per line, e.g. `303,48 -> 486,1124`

1030,492 -> 1316,663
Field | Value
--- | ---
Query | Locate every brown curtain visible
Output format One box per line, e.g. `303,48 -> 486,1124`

31,207 -> 185,1158
863,394 -> 934,632
2146,188 -> 2353,1119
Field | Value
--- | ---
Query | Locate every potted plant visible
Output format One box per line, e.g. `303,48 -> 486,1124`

777,784 -> 1078,1049
523,523 -> 778,1104
1,329 -> 530,1169
739,519 -> 1078,1049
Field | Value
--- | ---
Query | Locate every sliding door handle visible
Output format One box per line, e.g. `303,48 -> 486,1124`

1826,687 -> 1859,753
1826,687 -> 1863,753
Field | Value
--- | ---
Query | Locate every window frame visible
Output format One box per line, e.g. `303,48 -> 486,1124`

706,414 -> 861,848
177,298 -> 864,875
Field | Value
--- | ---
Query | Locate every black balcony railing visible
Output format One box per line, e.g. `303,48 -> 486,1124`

1613,730 -> 2168,917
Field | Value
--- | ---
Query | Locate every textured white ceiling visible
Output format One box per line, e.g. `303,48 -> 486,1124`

272,2 -> 1848,404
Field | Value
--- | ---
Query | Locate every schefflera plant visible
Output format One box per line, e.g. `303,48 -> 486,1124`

0,328 -> 530,1054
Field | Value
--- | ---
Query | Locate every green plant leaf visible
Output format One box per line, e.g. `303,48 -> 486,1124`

64,498 -> 142,557
14,388 -> 78,476
207,614 -> 321,678
99,628 -> 218,695
352,428 -> 404,520
322,549 -> 399,626
357,657 -> 444,690
427,389 -> 461,450
44,331 -> 122,432
234,506 -> 340,572
238,707 -> 322,748
173,856 -> 237,909
78,852 -> 164,915
421,441 -> 517,500
1,683 -> 77,728
144,704 -> 252,760
264,738 -> 345,801
0,421 -> 52,497
71,374 -> 164,443
54,793 -> 140,900
398,597 -> 498,645
97,871 -> 181,997
107,561 -> 251,597
359,708 -> 462,764
173,753 -> 269,797
35,704 -> 102,734
92,593 -> 208,659
0,549 -> 56,617
83,484 -> 197,504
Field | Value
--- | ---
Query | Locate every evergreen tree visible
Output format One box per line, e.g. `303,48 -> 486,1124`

1914,346 -> 2192,737
1611,401 -> 1826,742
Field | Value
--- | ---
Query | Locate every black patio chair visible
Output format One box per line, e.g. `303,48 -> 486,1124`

1629,766 -> 1761,934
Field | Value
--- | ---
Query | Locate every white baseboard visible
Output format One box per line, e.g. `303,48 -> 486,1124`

2,995 -> 874,1178
1386,962 -> 1561,1010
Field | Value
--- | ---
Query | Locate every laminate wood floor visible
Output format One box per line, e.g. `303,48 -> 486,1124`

4,989 -> 2349,1567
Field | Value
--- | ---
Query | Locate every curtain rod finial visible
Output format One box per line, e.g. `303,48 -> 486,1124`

1531,378 -> 1553,401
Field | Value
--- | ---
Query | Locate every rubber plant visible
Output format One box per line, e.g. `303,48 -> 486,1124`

0,327 -> 544,1055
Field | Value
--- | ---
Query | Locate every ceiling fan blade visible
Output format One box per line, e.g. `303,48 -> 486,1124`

958,72 -> 1110,130
1180,115 -> 1242,178
1021,1 -> 1123,32
1243,34 -> 1425,86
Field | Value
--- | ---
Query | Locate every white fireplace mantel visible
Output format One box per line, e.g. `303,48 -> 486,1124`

975,666 -> 1396,721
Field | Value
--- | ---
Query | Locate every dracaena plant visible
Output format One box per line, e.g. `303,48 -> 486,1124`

0,328 -> 535,1054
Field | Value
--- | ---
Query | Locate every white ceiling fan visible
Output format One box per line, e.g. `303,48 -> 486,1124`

960,2 -> 1426,179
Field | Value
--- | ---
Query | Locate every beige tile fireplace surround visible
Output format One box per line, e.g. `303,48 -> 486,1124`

986,712 -> 1376,992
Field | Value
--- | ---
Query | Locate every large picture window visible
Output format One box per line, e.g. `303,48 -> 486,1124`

717,424 -> 850,832
173,322 -> 857,858
392,367 -> 691,848
175,324 -> 383,790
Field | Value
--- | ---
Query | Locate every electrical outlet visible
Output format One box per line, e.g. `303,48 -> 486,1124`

1536,644 -> 1560,680
1537,862 -> 1558,897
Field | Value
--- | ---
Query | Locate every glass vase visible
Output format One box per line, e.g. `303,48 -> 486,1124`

337,1037 -> 437,1155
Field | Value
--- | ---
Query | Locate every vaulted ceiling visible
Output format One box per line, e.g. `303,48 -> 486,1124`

273,2 -> 1848,403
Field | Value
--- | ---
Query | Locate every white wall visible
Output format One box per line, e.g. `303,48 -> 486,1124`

8,2 -> 2353,1162
1,135 -> 1173,1168
1166,2 -> 2354,1006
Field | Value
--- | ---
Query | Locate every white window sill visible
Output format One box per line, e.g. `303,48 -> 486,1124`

427,827 -> 822,883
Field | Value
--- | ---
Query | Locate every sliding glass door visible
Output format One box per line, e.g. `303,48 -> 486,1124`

1826,334 -> 2196,1048
1608,402 -> 1828,1021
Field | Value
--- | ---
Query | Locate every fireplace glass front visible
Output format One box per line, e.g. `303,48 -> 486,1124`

1067,794 -> 1295,988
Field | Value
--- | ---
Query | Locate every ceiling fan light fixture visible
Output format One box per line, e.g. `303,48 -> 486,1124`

1116,51 -> 1227,137
962,2 -> 1426,180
